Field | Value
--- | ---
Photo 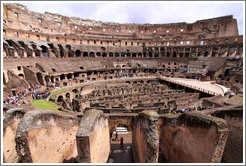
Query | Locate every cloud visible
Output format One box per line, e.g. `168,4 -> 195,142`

21,2 -> 244,34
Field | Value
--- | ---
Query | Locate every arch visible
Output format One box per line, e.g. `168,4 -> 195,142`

83,52 -> 88,57
57,95 -> 63,102
121,52 -> 125,57
40,45 -> 49,58
67,73 -> 73,80
75,50 -> 81,57
90,52 -> 95,57
224,69 -> 230,77
68,51 -> 74,57
18,73 -> 24,79
138,53 -> 142,58
185,52 -> 189,57
36,72 -> 44,85
132,53 -> 136,58
109,52 -> 113,57
96,52 -> 101,57
204,51 -> 209,57
127,53 -> 131,57
126,81 -> 131,84
155,53 -> 159,58
115,52 -> 119,57
198,52 -> 202,57
173,52 -> 177,57
72,89 -> 79,93
148,52 -> 152,58
74,72 -> 79,78
212,51 -> 216,57
179,53 -> 183,57
167,52 -> 170,57
66,93 -> 70,98
44,75 -> 50,83
60,74 -> 65,80
102,52 -> 107,57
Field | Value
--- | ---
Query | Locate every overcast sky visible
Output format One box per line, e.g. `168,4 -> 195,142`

21,1 -> 244,35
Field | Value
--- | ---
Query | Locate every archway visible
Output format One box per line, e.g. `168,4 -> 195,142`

121,52 -> 125,57
185,52 -> 189,57
109,52 -> 113,57
83,52 -> 88,57
102,52 -> 107,57
57,95 -> 63,102
96,52 -> 101,57
75,50 -> 81,57
115,52 -> 119,57
44,75 -> 50,83
90,52 -> 95,57
18,74 -> 24,79
40,45 -> 49,58
36,72 -> 45,85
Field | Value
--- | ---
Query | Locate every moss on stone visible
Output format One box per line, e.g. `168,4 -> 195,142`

141,110 -> 159,121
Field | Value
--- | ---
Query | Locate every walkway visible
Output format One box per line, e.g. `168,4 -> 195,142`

159,76 -> 224,96
108,132 -> 133,163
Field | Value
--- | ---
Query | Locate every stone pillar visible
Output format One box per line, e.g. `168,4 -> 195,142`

76,109 -> 110,163
132,111 -> 159,163
32,50 -> 36,57
47,48 -> 52,57
23,50 -> 27,58
14,50 -> 18,58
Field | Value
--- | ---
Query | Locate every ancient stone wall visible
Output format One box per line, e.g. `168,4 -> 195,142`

15,109 -> 79,163
132,111 -> 159,163
76,109 -> 110,163
3,3 -> 239,40
159,112 -> 228,163
207,107 -> 243,163
3,107 -> 26,163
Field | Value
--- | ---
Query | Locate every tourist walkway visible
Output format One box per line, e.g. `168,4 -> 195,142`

159,76 -> 225,96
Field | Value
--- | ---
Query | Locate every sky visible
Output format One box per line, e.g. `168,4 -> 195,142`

21,1 -> 244,35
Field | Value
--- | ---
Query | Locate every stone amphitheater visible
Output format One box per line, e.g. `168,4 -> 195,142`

2,3 -> 243,163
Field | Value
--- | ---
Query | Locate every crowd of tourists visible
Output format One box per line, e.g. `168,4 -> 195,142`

3,84 -> 50,105
174,105 -> 212,114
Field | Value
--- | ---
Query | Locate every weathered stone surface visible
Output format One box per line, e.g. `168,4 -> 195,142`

159,112 -> 228,163
132,110 -> 159,163
3,107 -> 26,163
15,109 -> 79,163
76,109 -> 110,163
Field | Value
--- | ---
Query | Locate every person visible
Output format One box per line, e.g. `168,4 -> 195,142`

120,137 -> 124,149
110,130 -> 113,140
115,131 -> 119,141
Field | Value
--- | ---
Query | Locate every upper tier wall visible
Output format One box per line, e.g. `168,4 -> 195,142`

3,3 -> 239,42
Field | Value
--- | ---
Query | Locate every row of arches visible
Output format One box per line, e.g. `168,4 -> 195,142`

74,51 -> 143,58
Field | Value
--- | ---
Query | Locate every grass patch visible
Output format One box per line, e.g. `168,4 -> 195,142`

32,99 -> 61,112
50,88 -> 68,100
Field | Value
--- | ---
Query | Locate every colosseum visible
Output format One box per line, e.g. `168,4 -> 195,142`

2,3 -> 243,163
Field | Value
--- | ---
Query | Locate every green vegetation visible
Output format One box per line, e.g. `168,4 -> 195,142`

191,52 -> 196,58
32,100 -> 61,112
50,88 -> 68,100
